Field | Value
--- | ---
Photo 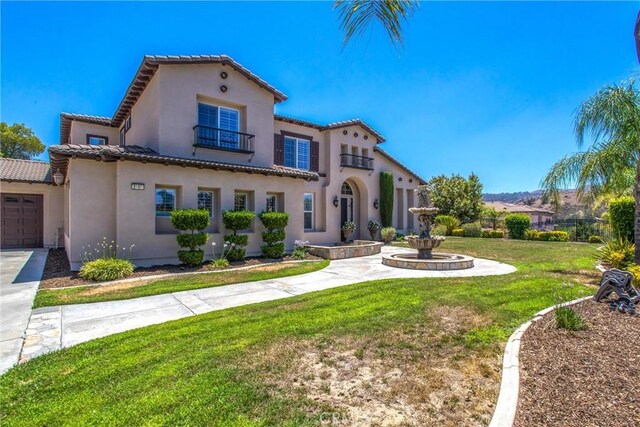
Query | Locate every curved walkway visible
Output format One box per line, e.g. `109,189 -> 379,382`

20,246 -> 515,364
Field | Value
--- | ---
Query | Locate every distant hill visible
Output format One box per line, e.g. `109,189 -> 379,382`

483,189 -> 601,219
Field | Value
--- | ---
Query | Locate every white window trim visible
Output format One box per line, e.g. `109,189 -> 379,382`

198,191 -> 214,218
303,193 -> 314,231
284,136 -> 310,171
155,187 -> 176,217
198,102 -> 240,149
234,192 -> 248,211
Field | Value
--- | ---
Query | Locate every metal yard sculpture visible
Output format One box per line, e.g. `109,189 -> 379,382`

594,268 -> 640,315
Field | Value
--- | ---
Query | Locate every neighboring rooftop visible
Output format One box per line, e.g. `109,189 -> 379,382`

484,201 -> 555,215
0,158 -> 52,183
49,144 -> 319,181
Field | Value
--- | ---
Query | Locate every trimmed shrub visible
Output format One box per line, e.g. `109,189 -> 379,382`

609,196 -> 635,242
381,227 -> 396,243
525,229 -> 540,240
598,237 -> 635,269
431,224 -> 447,236
482,229 -> 504,238
259,211 -> 288,259
380,172 -> 394,227
462,222 -> 482,237
588,235 -> 603,244
171,209 -> 210,266
452,228 -> 465,237
628,265 -> 640,286
222,210 -> 255,261
538,231 -> 569,242
505,213 -> 531,240
79,258 -> 134,282
435,215 -> 461,236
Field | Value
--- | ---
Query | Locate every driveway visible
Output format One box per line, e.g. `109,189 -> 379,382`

18,246 -> 516,365
0,249 -> 48,374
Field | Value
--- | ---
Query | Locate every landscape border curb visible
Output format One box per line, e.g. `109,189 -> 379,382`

488,295 -> 593,427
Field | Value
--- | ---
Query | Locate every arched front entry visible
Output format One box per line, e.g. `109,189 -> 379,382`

340,179 -> 367,240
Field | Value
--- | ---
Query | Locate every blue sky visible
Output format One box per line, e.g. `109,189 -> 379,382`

1,1 -> 637,192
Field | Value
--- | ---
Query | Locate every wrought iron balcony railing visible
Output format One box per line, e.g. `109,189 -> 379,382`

193,125 -> 255,154
340,153 -> 374,170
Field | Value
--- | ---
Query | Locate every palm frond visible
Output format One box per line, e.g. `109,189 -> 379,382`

334,0 -> 420,47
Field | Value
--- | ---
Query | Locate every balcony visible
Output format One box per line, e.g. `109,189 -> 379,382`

193,125 -> 255,154
340,153 -> 374,170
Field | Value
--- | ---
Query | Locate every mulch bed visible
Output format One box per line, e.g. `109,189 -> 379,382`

514,300 -> 640,427
39,248 -> 322,289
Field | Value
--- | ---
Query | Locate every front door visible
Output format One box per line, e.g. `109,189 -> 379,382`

1,194 -> 43,249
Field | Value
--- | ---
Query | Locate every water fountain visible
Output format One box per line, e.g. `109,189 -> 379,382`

381,185 -> 474,270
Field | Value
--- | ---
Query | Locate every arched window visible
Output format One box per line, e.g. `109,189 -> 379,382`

341,182 -> 353,196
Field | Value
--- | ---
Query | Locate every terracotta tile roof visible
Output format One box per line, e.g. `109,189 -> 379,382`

484,201 -> 555,215
48,144 -> 319,181
112,55 -> 287,127
0,158 -> 52,183
274,114 -> 385,143
60,112 -> 115,145
373,147 -> 426,184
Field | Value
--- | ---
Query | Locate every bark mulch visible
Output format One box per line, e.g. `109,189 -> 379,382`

39,248 -> 322,289
515,300 -> 640,427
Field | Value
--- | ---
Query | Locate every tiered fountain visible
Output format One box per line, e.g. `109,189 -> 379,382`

381,185 -> 474,270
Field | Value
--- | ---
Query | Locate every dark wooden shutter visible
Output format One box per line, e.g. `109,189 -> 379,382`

310,140 -> 319,171
274,133 -> 284,165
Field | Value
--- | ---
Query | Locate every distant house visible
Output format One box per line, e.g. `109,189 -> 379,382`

484,201 -> 555,230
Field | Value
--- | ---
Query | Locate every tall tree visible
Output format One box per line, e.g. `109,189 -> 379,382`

0,122 -> 45,160
541,80 -> 640,262
334,0 -> 420,47
428,173 -> 484,223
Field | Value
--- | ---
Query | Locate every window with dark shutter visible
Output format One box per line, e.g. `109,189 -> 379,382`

310,140 -> 319,172
274,133 -> 284,165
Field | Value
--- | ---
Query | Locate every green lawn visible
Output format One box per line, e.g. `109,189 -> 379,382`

1,239 -> 599,426
34,260 -> 330,308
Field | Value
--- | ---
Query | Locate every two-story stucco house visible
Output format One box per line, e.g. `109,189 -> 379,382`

0,55 -> 425,269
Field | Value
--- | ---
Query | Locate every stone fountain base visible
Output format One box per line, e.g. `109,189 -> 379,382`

382,252 -> 474,270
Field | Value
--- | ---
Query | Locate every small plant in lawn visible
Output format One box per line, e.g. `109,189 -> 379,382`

79,237 -> 135,282
222,210 -> 255,262
380,226 -> 396,244
259,211 -> 289,259
435,215 -> 460,236
505,213 -> 531,240
171,209 -> 210,267
209,242 -> 230,269
292,240 -> 310,260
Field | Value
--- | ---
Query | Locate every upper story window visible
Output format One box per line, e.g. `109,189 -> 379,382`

197,103 -> 240,149
119,128 -> 126,145
87,134 -> 108,145
155,187 -> 176,217
284,136 -> 310,170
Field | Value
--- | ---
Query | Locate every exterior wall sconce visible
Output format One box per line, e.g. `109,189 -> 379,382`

373,198 -> 379,209
333,196 -> 339,208
52,169 -> 64,186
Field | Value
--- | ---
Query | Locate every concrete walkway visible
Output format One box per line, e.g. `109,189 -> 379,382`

20,246 -> 516,364
0,250 -> 47,374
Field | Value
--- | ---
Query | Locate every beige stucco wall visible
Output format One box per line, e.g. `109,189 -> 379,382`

125,73 -> 160,151
65,158 -> 307,270
0,181 -> 64,248
70,121 -> 119,146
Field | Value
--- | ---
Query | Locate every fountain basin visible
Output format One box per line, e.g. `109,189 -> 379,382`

382,252 -> 474,270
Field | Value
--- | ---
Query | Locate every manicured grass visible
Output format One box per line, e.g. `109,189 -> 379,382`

34,260 -> 329,308
0,239 -> 598,426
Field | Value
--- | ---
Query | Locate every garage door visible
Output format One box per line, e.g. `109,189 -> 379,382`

1,194 -> 43,249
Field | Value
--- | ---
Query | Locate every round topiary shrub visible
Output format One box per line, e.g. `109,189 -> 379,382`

222,210 -> 255,262
171,209 -> 210,266
259,211 -> 289,259
505,213 -> 531,240
79,258 -> 134,282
